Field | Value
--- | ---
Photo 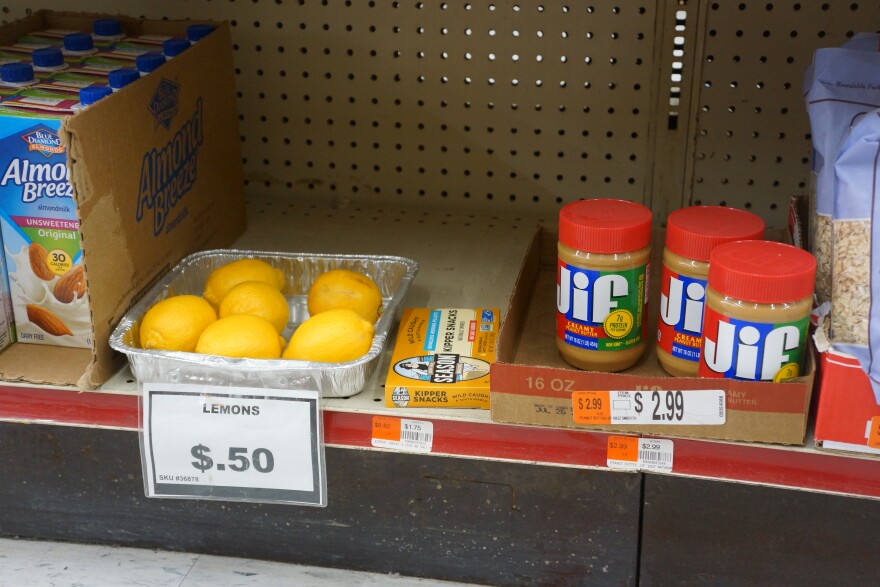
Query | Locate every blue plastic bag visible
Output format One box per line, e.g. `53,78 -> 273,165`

832,109 -> 880,402
805,42 -> 880,305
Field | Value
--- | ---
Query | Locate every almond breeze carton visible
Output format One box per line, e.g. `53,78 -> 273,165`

0,110 -> 91,348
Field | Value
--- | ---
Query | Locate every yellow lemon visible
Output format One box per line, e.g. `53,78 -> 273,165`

283,308 -> 375,362
307,269 -> 382,322
139,295 -> 217,352
203,258 -> 286,308
195,314 -> 284,359
218,281 -> 290,334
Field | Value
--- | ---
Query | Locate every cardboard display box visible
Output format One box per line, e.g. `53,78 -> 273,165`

490,227 -> 815,446
814,350 -> 880,456
0,11 -> 246,388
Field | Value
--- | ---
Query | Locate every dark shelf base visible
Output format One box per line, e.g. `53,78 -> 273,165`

640,475 -> 880,586
0,422 -> 641,586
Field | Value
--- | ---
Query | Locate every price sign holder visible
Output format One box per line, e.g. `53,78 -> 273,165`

572,389 -> 726,426
606,434 -> 674,473
140,383 -> 327,507
371,416 -> 434,452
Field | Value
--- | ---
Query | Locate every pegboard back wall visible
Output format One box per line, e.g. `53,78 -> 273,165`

687,1 -> 879,222
3,1 -> 877,227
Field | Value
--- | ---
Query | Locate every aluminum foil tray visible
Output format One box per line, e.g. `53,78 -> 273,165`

110,250 -> 419,398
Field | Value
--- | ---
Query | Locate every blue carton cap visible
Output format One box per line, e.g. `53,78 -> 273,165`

186,23 -> 215,42
32,47 -> 64,68
163,38 -> 189,57
93,18 -> 123,37
108,68 -> 139,89
80,85 -> 112,106
1,62 -> 34,83
135,52 -> 165,74
64,32 -> 94,52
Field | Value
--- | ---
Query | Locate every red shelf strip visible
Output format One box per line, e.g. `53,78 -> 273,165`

0,385 -> 139,429
2,386 -> 880,498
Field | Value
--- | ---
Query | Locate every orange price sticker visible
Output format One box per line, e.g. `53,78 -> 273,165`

371,415 -> 401,442
868,416 -> 880,449
607,435 -> 639,463
571,391 -> 612,424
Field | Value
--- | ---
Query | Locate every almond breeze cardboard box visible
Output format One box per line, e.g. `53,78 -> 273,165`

0,11 -> 245,388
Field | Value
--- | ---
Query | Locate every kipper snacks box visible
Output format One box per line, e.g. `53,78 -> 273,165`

385,307 -> 500,409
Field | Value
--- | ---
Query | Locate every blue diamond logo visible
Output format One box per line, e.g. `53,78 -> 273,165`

148,78 -> 180,130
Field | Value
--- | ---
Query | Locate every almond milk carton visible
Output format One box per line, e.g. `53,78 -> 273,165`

0,109 -> 91,348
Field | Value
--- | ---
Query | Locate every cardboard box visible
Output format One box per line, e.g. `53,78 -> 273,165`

490,227 -> 816,445
385,307 -> 499,409
814,350 -> 880,456
0,11 -> 245,388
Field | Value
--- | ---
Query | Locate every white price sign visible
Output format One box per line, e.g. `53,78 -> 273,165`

371,416 -> 434,453
634,438 -> 675,473
573,389 -> 726,426
606,436 -> 674,473
141,383 -> 326,506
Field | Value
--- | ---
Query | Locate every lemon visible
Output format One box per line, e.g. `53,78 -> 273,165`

307,269 -> 382,322
218,281 -> 290,334
203,258 -> 286,308
283,308 -> 375,362
139,295 -> 217,352
195,314 -> 285,359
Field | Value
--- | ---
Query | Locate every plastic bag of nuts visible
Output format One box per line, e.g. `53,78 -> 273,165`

805,38 -> 880,308
831,110 -> 880,405
831,110 -> 878,348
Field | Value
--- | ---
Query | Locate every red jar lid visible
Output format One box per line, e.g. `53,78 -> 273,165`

708,240 -> 816,303
665,206 -> 765,262
558,199 -> 652,254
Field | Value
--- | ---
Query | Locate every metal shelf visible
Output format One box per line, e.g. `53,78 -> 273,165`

3,375 -> 880,500
1,192 -> 879,500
